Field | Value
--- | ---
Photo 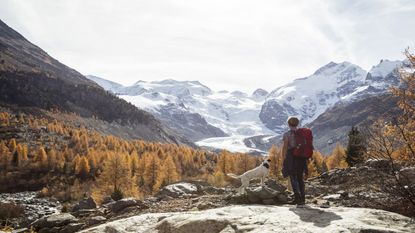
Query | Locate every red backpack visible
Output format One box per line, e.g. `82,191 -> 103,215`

292,128 -> 314,159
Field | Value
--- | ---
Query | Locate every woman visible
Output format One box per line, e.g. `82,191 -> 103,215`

281,116 -> 308,205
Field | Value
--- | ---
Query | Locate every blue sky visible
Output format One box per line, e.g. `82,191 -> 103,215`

1,0 -> 414,92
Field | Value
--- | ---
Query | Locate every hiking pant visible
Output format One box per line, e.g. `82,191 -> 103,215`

289,172 -> 305,200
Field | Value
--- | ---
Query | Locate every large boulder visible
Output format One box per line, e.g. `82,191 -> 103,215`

157,182 -> 200,198
399,167 -> 415,187
107,198 -> 148,213
226,180 -> 288,205
72,197 -> 97,212
79,205 -> 415,233
30,213 -> 78,231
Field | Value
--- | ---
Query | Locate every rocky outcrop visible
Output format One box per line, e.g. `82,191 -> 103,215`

306,94 -> 400,154
72,197 -> 97,212
79,205 -> 415,233
226,180 -> 289,205
30,213 -> 79,232
107,198 -> 148,213
0,192 -> 61,228
156,182 -> 201,199
307,160 -> 415,217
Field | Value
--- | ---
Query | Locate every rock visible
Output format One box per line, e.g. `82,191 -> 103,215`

72,197 -> 97,212
101,196 -> 114,206
72,209 -> 100,218
60,223 -> 85,233
365,159 -> 394,171
338,190 -> 349,199
399,167 -> 415,186
264,179 -> 287,192
227,182 -> 289,205
31,213 -> 78,230
322,194 -> 341,201
79,205 -> 415,233
201,186 -> 225,195
196,202 -> 217,210
156,182 -> 200,198
107,198 -> 147,213
11,228 -> 28,233
87,216 -> 107,225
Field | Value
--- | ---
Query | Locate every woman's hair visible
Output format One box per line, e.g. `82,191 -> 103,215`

287,116 -> 300,127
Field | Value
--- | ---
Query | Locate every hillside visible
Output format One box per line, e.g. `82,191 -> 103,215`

0,20 -> 190,145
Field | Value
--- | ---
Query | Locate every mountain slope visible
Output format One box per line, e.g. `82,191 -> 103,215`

260,62 -> 368,133
0,19 -> 190,145
308,94 -> 400,154
86,76 -> 272,152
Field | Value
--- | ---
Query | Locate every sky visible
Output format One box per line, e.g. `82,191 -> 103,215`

1,0 -> 414,93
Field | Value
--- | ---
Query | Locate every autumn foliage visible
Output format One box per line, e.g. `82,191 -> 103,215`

0,111 -> 262,202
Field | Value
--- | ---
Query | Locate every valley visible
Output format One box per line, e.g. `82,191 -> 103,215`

88,59 -> 405,154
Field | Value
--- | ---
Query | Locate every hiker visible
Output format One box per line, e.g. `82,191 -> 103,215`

281,116 -> 313,205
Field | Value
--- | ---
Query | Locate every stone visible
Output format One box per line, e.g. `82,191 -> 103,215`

262,198 -> 276,205
87,216 -> 107,225
12,228 -> 29,233
156,182 -> 200,198
31,213 -> 78,230
399,167 -> 415,186
196,202 -> 217,210
107,198 -> 146,213
101,196 -> 114,206
78,206 -> 415,233
72,197 -> 97,212
227,182 -> 288,205
60,223 -> 85,233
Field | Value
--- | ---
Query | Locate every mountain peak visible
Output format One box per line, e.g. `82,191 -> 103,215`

313,61 -> 353,76
252,88 -> 269,98
369,60 -> 401,78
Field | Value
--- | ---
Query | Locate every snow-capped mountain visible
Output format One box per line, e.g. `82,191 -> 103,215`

86,59 -> 402,154
86,76 -> 273,153
260,62 -> 368,133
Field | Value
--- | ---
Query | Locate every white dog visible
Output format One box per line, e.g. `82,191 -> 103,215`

227,159 -> 271,194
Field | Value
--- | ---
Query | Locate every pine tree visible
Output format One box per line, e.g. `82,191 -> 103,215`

268,145 -> 283,179
94,153 -> 137,199
37,147 -> 48,168
143,154 -> 162,193
76,156 -> 91,180
130,151 -> 139,176
8,139 -> 17,153
345,126 -> 366,167
327,143 -> 347,170
163,154 -> 180,184
0,142 -> 11,170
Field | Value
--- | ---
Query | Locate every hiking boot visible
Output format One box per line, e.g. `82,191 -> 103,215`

298,195 -> 305,205
288,194 -> 300,205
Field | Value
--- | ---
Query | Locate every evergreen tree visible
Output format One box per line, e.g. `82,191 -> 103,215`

163,154 -> 180,184
76,156 -> 91,180
94,153 -> 138,199
37,147 -> 48,168
327,143 -> 347,170
345,126 -> 366,167
8,139 -> 17,153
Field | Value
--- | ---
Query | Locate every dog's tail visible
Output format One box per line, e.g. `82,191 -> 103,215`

226,173 -> 240,179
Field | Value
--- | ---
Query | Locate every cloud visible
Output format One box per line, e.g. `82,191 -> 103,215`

0,0 -> 414,92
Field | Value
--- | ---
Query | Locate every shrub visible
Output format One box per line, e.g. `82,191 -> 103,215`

0,203 -> 24,220
111,188 -> 124,201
